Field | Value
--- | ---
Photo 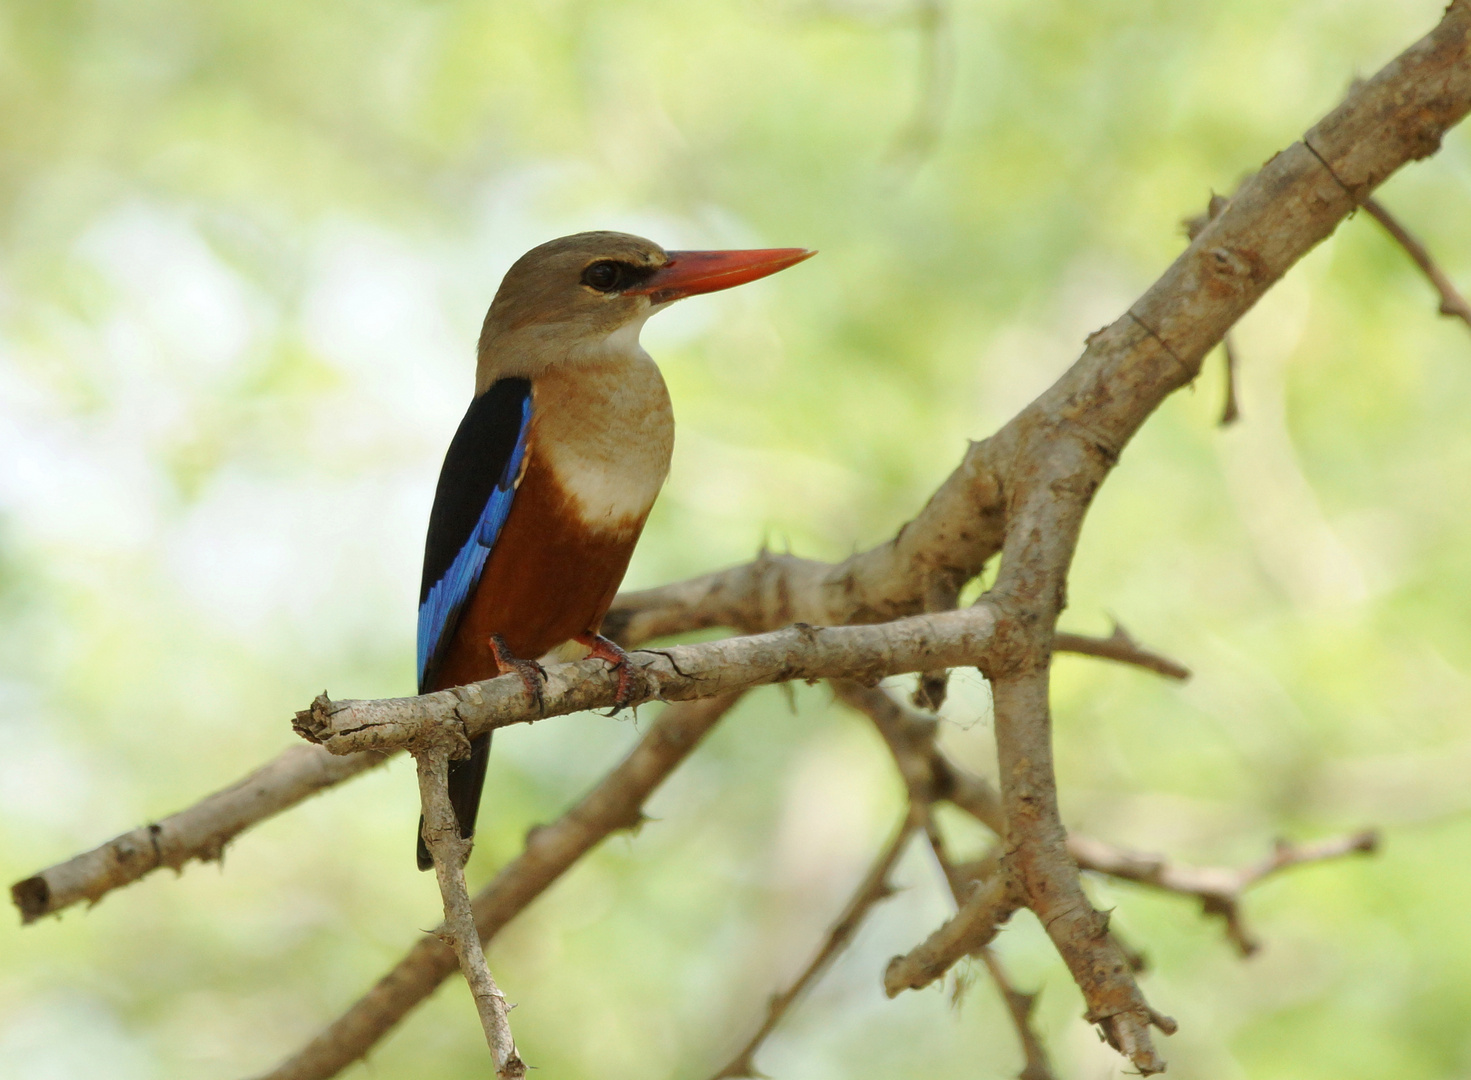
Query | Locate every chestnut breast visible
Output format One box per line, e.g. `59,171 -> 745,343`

427,354 -> 674,691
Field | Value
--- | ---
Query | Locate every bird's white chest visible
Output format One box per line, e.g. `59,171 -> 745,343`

530,355 -> 674,534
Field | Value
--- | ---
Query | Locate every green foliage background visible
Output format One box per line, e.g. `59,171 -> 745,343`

2,1 -> 1470,1077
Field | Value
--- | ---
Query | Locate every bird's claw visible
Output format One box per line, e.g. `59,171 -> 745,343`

489,634 -> 547,714
579,634 -> 639,714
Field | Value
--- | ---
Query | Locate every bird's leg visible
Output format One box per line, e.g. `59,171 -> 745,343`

488,634 -> 547,715
575,632 -> 639,712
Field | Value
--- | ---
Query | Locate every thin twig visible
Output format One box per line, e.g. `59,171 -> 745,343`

253,693 -> 742,1080
1363,196 -> 1471,330
1069,830 -> 1379,956
415,745 -> 524,1078
977,951 -> 1055,1080
708,810 -> 920,1080
1054,625 -> 1191,681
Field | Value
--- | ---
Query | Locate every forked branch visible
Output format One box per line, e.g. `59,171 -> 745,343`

252,693 -> 742,1080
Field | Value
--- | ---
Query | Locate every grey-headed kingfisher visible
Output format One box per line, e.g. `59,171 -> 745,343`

415,231 -> 813,868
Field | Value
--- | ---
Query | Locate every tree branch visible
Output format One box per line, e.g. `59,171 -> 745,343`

883,873 -> 1020,995
7,620 -> 1177,925
977,949 -> 1056,1080
832,680 -> 1005,833
20,9 -> 1468,1079
251,692 -> 742,1080
11,743 -> 390,923
291,606 -> 1003,758
939,7 -> 1471,1070
601,432 -> 1009,645
414,744 -> 524,1078
840,680 -> 1376,1064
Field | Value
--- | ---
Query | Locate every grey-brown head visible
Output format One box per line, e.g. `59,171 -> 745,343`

475,230 -> 813,389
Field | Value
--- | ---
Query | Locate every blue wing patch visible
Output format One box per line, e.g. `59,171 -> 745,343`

416,379 -> 533,692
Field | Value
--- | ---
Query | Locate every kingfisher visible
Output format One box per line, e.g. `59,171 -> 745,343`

415,231 -> 813,868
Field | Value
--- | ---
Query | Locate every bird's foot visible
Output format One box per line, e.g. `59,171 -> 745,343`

489,634 -> 547,714
577,633 -> 640,713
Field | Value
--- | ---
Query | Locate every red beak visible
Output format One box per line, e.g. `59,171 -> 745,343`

627,247 -> 815,304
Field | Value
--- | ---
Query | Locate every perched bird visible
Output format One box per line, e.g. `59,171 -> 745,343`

415,231 -> 813,869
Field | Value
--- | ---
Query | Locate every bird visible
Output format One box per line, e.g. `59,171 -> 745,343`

415,231 -> 813,869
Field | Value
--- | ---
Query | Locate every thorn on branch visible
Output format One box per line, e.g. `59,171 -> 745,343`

1184,193 -> 1244,426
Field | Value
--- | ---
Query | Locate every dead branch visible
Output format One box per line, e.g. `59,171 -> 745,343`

937,7 -> 1471,1069
414,744 -> 524,1078
883,873 -> 1019,995
291,605 -> 1003,758
8,621 -> 1175,924
1069,830 -> 1379,956
11,743 -> 389,923
841,680 -> 1377,1059
251,692 -> 742,1080
601,445 -> 1008,645
708,810 -> 920,1080
1363,196 -> 1471,329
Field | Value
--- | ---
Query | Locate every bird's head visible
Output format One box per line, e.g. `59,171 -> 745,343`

476,231 -> 813,387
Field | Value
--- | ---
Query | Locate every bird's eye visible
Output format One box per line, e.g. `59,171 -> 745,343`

582,260 -> 624,292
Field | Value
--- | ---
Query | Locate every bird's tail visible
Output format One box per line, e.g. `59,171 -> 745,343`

416,731 -> 492,870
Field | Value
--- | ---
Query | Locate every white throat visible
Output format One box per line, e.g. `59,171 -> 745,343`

531,328 -> 674,534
